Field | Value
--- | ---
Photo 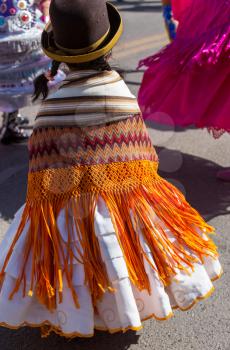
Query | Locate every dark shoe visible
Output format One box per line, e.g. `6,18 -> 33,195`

2,111 -> 29,126
0,125 -> 29,144
0,111 -> 29,144
15,114 -> 29,126
216,169 -> 230,182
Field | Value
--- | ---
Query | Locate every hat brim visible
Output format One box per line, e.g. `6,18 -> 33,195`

41,2 -> 123,64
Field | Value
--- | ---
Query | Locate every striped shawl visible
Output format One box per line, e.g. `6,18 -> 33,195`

0,69 -> 217,313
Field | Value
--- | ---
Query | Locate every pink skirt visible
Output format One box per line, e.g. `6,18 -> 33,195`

138,0 -> 230,137
171,0 -> 193,21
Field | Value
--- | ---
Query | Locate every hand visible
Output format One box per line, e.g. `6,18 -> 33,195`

39,0 -> 50,23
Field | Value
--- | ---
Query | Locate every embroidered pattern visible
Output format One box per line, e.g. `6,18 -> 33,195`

29,114 -> 158,172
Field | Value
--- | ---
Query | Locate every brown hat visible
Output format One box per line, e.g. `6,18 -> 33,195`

41,0 -> 123,64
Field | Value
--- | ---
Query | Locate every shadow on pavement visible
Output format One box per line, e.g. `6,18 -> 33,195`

0,327 -> 140,350
157,146 -> 230,222
0,143 -> 28,221
146,120 -> 197,133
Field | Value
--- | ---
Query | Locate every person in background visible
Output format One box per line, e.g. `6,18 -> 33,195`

39,0 -> 50,23
139,0 -> 230,181
161,0 -> 177,41
0,0 -> 51,144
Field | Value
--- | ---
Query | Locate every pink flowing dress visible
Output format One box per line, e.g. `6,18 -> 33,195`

171,0 -> 192,21
138,0 -> 230,137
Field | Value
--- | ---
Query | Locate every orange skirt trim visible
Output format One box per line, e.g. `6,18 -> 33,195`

0,273 -> 221,339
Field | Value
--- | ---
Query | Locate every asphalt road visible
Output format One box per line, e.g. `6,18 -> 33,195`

0,1 -> 230,349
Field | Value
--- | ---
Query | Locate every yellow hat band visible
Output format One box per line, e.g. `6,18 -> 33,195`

55,27 -> 110,55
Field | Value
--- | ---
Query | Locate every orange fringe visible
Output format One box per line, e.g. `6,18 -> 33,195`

104,180 -> 217,288
0,176 -> 218,311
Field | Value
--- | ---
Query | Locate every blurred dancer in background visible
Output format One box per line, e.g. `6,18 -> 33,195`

139,0 -> 230,181
0,0 -> 51,144
161,0 -> 176,41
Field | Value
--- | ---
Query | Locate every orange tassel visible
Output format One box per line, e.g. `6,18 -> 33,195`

0,173 -> 218,311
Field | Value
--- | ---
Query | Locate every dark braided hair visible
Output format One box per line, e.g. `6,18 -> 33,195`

33,54 -> 112,102
33,60 -> 61,102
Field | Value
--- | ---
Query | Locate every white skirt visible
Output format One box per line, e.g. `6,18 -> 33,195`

0,196 -> 222,338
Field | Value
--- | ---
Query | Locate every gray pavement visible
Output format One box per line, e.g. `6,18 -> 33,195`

0,1 -> 230,349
